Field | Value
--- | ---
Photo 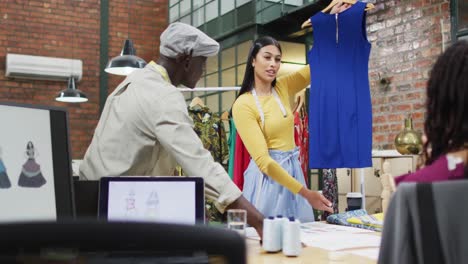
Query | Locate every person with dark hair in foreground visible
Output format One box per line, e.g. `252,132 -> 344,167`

395,40 -> 468,185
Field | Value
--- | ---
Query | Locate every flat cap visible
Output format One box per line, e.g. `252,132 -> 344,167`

159,22 -> 220,58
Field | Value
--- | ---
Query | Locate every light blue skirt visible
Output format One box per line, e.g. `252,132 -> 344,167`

242,148 -> 315,222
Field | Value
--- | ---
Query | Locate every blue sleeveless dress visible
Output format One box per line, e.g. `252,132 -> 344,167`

308,2 -> 372,169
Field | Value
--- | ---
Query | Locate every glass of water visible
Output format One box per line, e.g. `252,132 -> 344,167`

227,209 -> 247,236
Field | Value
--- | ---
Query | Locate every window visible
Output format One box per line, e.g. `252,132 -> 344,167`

452,0 -> 468,40
206,0 -> 219,23
169,2 -> 179,22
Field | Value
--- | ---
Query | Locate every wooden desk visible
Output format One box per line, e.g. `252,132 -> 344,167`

247,235 -> 378,264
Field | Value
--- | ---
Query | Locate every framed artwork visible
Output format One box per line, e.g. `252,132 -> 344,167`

0,102 -> 74,222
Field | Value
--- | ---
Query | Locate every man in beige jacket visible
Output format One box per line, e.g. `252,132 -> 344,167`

80,22 -> 264,235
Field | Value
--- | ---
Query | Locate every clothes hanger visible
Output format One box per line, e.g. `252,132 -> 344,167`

322,0 -> 374,14
301,0 -> 375,29
189,96 -> 205,108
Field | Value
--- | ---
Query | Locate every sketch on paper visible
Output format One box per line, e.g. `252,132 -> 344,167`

0,146 -> 12,189
125,189 -> 138,219
145,190 -> 160,220
18,141 -> 46,188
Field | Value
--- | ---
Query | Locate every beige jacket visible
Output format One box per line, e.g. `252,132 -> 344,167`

79,62 -> 241,212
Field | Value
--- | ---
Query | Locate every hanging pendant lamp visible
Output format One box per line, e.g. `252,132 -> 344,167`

55,77 -> 88,103
105,39 -> 147,76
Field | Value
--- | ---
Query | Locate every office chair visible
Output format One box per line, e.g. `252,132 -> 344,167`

378,180 -> 468,264
0,220 -> 246,264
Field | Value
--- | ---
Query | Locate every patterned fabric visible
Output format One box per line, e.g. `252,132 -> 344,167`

294,111 -> 309,185
188,106 -> 229,222
321,169 -> 339,220
188,106 -> 229,170
326,209 -> 382,232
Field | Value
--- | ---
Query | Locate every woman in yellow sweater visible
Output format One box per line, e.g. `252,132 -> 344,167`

232,36 -> 333,222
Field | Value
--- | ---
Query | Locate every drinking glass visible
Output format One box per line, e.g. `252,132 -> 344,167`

227,209 -> 247,236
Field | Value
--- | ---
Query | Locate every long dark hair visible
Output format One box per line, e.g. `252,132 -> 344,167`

424,40 -> 468,172
236,36 -> 282,99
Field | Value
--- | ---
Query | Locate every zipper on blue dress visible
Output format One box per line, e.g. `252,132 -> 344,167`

335,13 -> 339,44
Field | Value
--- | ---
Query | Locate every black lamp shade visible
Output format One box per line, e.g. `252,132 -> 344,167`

56,77 -> 88,103
105,39 -> 147,76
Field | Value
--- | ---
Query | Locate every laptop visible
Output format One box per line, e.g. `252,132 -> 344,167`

98,177 -> 205,224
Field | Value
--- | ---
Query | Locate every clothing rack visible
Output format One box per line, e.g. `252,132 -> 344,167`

179,87 -> 240,92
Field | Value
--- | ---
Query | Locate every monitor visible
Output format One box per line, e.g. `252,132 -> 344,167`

98,177 -> 205,224
0,102 -> 75,222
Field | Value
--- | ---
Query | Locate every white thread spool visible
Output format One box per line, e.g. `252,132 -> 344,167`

262,216 -> 282,252
282,217 -> 301,257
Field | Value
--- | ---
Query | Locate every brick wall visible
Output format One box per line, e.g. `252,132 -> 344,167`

0,0 -> 168,159
367,0 -> 451,149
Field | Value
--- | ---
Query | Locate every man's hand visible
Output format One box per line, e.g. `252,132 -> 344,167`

226,196 -> 264,239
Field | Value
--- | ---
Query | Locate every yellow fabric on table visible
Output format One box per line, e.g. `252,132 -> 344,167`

347,213 -> 384,229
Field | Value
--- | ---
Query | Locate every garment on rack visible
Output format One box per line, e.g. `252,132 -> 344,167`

294,111 -> 309,184
321,169 -> 339,220
308,1 -> 372,168
227,118 -> 237,179
188,106 -> 229,171
0,159 -> 11,189
188,106 -> 229,222
233,133 -> 250,191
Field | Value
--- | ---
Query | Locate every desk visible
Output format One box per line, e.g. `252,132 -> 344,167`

247,239 -> 378,264
246,224 -> 380,264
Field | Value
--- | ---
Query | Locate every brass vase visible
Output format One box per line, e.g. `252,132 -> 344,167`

394,114 -> 423,155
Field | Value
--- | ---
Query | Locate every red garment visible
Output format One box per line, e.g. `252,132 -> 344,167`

294,111 -> 309,185
233,132 -> 250,191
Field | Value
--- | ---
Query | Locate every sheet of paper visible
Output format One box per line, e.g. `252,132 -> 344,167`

300,223 -> 380,251
346,248 -> 380,260
301,232 -> 381,251
300,222 -> 374,235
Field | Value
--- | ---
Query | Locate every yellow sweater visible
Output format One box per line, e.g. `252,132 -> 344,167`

232,66 -> 310,194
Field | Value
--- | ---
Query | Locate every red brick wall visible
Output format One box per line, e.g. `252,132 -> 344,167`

367,0 -> 451,149
0,0 -> 168,159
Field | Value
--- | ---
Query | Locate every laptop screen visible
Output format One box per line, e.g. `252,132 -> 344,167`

98,177 -> 205,224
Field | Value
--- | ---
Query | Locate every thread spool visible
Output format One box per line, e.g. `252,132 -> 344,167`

262,216 -> 282,252
282,217 -> 301,257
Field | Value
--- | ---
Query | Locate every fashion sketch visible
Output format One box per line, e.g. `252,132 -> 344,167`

145,190 -> 160,220
125,189 -> 138,219
18,141 -> 47,188
0,146 -> 12,189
